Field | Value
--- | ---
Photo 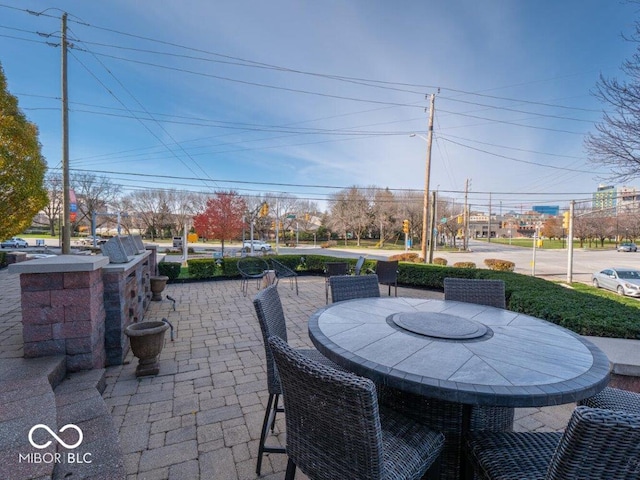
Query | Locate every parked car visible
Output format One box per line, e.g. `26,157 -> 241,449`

82,236 -> 107,245
592,268 -> 640,297
242,240 -> 272,252
617,242 -> 638,252
0,237 -> 29,248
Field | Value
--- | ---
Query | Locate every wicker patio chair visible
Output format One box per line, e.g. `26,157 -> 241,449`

268,335 -> 445,480
380,390 -> 514,480
383,277 -> 511,480
237,256 -> 271,296
252,286 -> 345,475
466,406 -> 640,480
329,274 -> 380,303
270,259 -> 298,295
578,386 -> 640,414
443,278 -> 506,309
375,260 -> 399,296
324,262 -> 349,304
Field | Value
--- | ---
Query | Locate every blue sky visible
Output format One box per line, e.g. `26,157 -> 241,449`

1,1 -> 638,213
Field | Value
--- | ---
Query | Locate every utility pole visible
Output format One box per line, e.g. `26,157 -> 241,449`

420,93 -> 435,263
61,12 -> 71,254
566,200 -> 575,284
428,191 -> 437,263
488,192 -> 492,243
463,179 -> 469,250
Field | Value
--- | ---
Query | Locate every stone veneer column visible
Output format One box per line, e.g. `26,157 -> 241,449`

9,255 -> 109,371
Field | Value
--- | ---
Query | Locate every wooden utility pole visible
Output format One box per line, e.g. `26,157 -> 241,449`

61,12 -> 70,254
428,191 -> 437,263
463,179 -> 469,250
488,192 -> 492,242
566,200 -> 575,284
420,93 -> 435,263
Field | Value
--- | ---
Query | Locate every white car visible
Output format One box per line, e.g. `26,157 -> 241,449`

242,240 -> 272,252
1,237 -> 29,248
592,268 -> 640,297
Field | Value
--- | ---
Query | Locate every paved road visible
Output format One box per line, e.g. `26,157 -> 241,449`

276,240 -> 640,285
22,237 -> 640,285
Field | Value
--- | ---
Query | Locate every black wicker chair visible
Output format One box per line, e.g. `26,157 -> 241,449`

466,406 -> 640,480
443,278 -> 506,309
384,277 -> 512,480
270,259 -> 298,295
268,335 -> 445,480
237,256 -> 271,296
375,260 -> 399,297
324,262 -> 349,304
252,285 -> 345,475
329,274 -> 380,303
578,386 -> 640,414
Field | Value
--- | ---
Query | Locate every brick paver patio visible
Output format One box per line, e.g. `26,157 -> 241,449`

101,276 -> 574,480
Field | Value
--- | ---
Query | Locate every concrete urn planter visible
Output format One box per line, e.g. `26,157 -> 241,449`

150,275 -> 169,301
125,321 -> 169,377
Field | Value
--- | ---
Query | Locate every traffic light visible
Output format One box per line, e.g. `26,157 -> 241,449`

562,211 -> 570,229
457,214 -> 463,224
402,219 -> 410,233
259,203 -> 269,217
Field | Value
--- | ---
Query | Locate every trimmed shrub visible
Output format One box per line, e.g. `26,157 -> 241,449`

433,257 -> 448,266
187,258 -> 219,279
158,262 -> 181,281
394,262 -> 640,339
0,251 -> 6,268
484,258 -> 515,271
453,262 -> 476,269
320,240 -> 337,248
389,252 -> 421,263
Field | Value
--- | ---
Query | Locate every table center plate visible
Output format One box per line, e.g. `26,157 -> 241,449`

390,311 -> 488,340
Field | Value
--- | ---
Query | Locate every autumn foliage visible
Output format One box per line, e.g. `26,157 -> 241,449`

193,191 -> 246,252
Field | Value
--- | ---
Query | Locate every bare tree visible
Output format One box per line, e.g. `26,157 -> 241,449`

39,174 -> 63,236
372,187 -> 397,247
125,189 -> 172,241
72,173 -> 121,232
586,8 -> 640,181
328,186 -> 371,246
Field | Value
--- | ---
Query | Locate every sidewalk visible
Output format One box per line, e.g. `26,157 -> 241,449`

0,270 -> 619,479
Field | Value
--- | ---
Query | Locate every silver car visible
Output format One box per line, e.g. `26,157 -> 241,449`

0,237 -> 29,248
592,268 -> 640,297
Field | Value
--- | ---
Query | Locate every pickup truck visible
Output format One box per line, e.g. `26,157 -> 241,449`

242,240 -> 272,252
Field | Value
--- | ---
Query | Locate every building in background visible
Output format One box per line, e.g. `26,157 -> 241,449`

593,185 -> 617,211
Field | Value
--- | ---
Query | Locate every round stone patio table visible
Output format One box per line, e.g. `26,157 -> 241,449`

308,297 -> 611,479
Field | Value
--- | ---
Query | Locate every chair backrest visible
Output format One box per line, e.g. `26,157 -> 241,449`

578,387 -> 640,415
252,285 -> 288,394
325,262 -> 349,277
375,260 -> 398,285
238,256 -> 270,277
330,274 -> 380,303
354,256 -> 366,275
271,258 -> 296,278
268,335 -> 384,480
443,278 -> 506,309
546,406 -> 640,480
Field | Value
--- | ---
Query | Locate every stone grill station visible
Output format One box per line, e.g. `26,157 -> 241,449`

8,241 -> 158,371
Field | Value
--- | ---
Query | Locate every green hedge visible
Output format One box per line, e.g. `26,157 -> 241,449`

170,254 -> 640,339
0,251 -> 6,269
396,262 -> 640,339
158,262 -> 181,281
